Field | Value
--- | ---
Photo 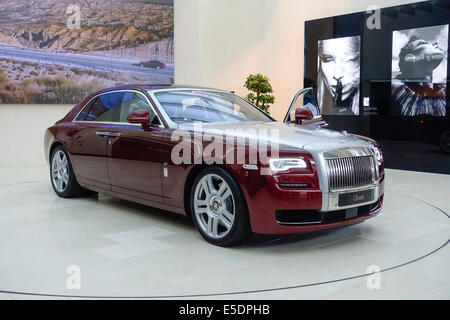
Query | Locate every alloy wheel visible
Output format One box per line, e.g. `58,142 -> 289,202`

51,150 -> 70,193
193,174 -> 235,239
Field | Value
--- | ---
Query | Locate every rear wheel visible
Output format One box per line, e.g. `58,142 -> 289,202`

190,166 -> 251,246
439,131 -> 450,153
50,146 -> 92,198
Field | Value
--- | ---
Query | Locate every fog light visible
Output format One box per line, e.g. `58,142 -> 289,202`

279,183 -> 311,188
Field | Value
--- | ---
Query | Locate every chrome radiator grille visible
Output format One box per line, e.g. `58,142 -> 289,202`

325,156 -> 375,191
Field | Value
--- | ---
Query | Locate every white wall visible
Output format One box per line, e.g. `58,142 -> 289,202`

0,105 -> 73,168
174,0 -> 424,120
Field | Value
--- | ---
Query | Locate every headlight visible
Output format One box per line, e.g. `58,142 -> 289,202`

269,158 -> 308,172
374,147 -> 383,166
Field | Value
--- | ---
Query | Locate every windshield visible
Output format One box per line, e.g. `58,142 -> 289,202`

152,90 -> 274,124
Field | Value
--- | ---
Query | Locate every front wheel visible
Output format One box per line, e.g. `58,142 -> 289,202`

190,167 -> 251,246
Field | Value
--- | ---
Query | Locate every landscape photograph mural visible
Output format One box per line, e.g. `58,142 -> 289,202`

0,0 -> 174,104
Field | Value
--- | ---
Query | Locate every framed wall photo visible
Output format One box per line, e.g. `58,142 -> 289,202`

317,36 -> 361,116
391,24 -> 448,117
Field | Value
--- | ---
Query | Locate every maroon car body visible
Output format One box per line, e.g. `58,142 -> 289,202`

45,85 -> 384,245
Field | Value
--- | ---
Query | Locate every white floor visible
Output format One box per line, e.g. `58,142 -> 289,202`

0,105 -> 449,299
0,167 -> 448,300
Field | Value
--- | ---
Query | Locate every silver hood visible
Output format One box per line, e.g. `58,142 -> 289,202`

178,121 -> 379,198
178,121 -> 374,153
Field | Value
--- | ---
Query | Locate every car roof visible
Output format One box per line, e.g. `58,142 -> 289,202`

93,84 -> 231,96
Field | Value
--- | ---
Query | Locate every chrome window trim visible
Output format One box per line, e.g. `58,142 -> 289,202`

73,120 -> 142,127
72,89 -> 164,128
150,88 -> 230,93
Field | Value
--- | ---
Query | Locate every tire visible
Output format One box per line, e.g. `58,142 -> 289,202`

190,166 -> 251,246
50,146 -> 92,198
439,131 -> 450,153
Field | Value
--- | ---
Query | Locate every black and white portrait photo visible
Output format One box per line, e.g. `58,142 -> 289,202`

317,36 -> 361,116
391,24 -> 448,117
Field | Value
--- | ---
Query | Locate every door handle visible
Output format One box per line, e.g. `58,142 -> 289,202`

106,132 -> 122,137
96,131 -> 109,137
96,131 -> 122,137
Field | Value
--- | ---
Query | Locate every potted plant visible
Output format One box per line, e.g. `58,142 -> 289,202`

244,73 -> 275,114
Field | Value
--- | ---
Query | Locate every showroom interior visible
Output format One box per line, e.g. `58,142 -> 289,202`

0,0 -> 449,300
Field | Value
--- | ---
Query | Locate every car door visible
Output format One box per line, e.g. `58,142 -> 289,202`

70,92 -> 123,190
283,88 -> 321,123
106,90 -> 166,203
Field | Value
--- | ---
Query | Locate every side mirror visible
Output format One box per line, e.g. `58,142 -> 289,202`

295,108 -> 313,125
127,109 -> 150,129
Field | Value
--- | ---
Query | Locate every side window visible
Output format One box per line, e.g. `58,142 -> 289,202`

88,92 -> 123,122
75,99 -> 95,121
118,91 -> 159,125
74,92 -> 123,122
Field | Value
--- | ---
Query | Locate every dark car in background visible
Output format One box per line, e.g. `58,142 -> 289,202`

134,60 -> 166,69
419,117 -> 450,153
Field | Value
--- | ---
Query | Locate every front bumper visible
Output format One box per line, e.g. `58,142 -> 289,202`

321,181 -> 384,211
244,176 -> 384,235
